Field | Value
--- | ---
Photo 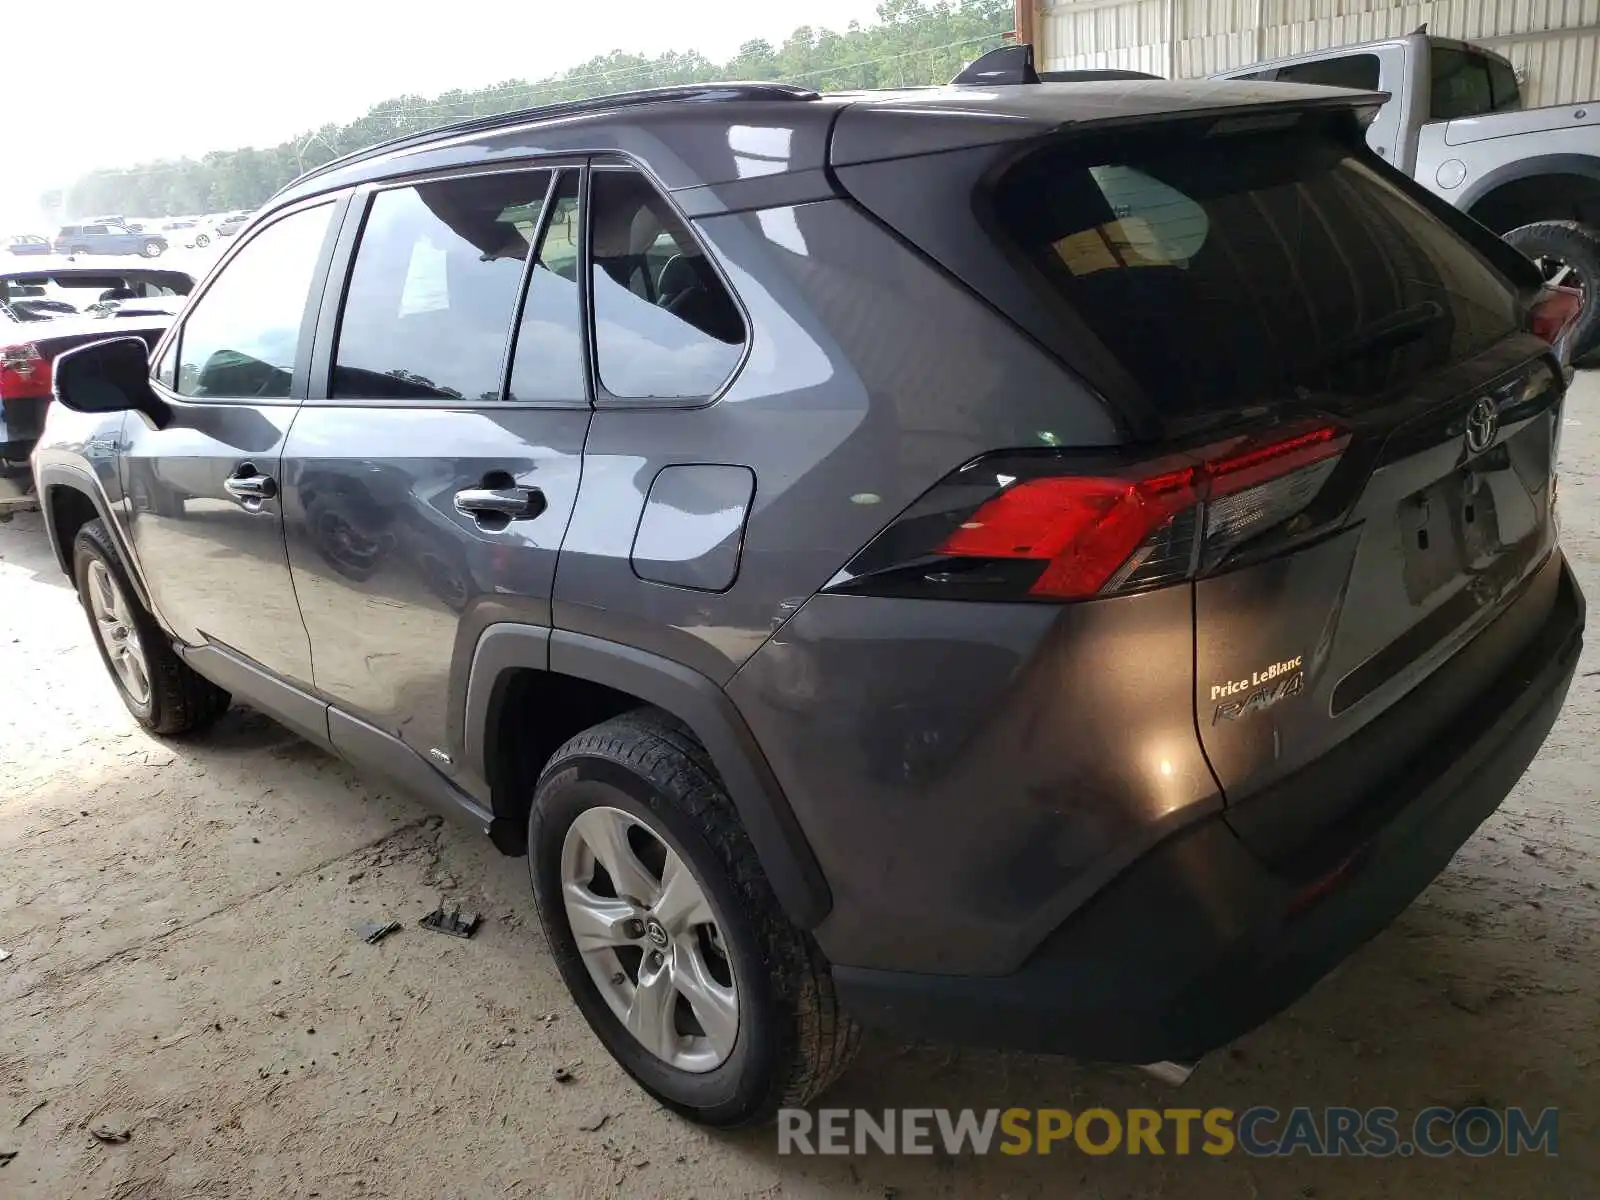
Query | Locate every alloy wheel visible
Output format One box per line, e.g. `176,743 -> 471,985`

86,559 -> 151,706
1533,251 -> 1585,296
560,805 -> 739,1072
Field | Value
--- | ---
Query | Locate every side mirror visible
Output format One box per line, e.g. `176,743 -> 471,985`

52,337 -> 171,428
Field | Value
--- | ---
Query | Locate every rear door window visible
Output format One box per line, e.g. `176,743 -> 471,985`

333,169 -> 554,401
1274,53 -> 1381,91
994,130 -> 1519,419
1430,47 -> 1519,120
588,166 -> 746,402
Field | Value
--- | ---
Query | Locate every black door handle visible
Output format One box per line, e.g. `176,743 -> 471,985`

454,485 -> 546,521
224,464 -> 277,504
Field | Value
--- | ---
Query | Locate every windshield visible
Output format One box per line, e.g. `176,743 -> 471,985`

993,129 -> 1520,418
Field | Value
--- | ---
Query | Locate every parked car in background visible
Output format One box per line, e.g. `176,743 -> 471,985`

159,219 -> 213,248
3,287 -> 80,320
5,235 -> 52,257
213,211 -> 252,237
0,266 -> 194,318
2,293 -> 180,516
1216,31 -> 1600,356
54,223 -> 167,258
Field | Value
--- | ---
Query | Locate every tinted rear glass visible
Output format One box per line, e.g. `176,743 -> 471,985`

1274,53 -> 1380,91
1431,47 -> 1520,120
994,130 -> 1519,418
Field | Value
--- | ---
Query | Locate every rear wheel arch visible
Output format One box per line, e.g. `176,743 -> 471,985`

1461,159 -> 1600,233
463,624 -> 832,929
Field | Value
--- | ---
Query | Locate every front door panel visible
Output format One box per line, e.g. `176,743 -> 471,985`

119,199 -> 341,684
122,405 -> 312,678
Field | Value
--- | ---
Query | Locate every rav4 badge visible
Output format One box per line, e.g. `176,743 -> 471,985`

1210,656 -> 1305,724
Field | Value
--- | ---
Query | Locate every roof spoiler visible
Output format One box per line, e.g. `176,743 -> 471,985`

951,44 -> 1164,85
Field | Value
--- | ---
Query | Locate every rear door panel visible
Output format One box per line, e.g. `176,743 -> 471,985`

280,165 -> 590,771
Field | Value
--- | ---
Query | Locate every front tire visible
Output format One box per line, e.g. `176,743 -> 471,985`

73,519 -> 229,734
142,240 -> 164,258
1504,220 -> 1600,359
194,233 -> 210,248
528,711 -> 859,1127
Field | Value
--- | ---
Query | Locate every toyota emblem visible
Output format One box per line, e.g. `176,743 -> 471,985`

1465,396 -> 1499,456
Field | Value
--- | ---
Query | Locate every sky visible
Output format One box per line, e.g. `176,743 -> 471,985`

5,0 -> 885,229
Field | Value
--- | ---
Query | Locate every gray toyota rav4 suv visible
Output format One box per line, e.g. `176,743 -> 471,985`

33,48 -> 1587,1126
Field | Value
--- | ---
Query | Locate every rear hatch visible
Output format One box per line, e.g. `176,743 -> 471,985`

839,107 -> 1565,857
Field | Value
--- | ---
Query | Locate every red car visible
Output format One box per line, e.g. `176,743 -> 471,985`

1,268 -> 192,516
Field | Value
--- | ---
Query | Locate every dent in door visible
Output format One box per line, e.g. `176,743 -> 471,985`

630,464 -> 756,592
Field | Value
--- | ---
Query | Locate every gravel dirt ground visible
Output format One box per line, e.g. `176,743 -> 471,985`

2,377 -> 1598,1199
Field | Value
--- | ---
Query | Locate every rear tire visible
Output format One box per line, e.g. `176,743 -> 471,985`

527,710 -> 859,1127
73,519 -> 229,735
194,233 -> 210,248
1504,220 -> 1600,359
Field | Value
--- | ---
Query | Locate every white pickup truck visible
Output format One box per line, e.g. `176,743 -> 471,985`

1215,31 -> 1600,354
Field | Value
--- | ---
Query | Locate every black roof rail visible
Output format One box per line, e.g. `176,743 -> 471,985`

278,82 -> 821,198
951,45 -> 1165,85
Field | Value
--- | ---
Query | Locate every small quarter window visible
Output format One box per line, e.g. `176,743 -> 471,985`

153,335 -> 177,389
588,167 -> 745,401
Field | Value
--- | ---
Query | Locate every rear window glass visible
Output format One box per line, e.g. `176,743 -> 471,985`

1274,53 -> 1381,91
994,130 -> 1519,418
1431,47 -> 1521,120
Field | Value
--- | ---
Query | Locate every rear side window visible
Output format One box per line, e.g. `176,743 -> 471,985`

1274,53 -> 1380,91
333,170 -> 554,401
588,167 -> 745,401
1430,47 -> 1520,120
176,202 -> 334,399
994,130 -> 1519,419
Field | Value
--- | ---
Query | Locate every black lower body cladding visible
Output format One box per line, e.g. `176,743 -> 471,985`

826,555 -> 1583,1061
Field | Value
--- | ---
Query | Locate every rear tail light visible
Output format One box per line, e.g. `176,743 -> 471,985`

0,342 -> 51,400
825,422 -> 1349,603
1529,284 -> 1583,360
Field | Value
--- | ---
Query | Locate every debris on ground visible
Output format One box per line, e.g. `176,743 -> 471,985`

89,1125 -> 131,1144
419,906 -> 481,939
16,1101 -> 45,1128
354,920 -> 402,945
0,1150 -> 16,1168
552,1063 -> 578,1084
0,948 -> 10,963
577,1111 -> 610,1133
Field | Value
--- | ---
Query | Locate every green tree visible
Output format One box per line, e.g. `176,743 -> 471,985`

50,0 -> 1013,218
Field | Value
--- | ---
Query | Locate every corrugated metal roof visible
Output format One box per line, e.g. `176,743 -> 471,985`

1038,0 -> 1600,106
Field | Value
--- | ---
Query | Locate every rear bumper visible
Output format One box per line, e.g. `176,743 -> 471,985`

834,554 -> 1584,1062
